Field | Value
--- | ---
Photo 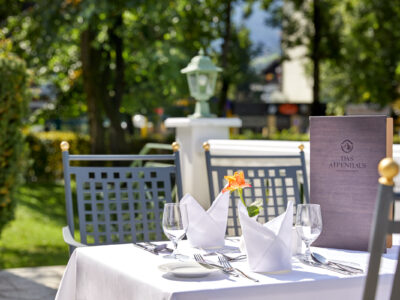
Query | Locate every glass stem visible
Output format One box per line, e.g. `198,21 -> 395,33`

171,239 -> 178,254
304,241 -> 312,260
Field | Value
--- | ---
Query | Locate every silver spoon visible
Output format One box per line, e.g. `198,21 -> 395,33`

311,252 -> 363,274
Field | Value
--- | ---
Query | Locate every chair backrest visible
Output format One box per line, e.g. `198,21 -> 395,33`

363,158 -> 400,300
131,143 -> 173,168
61,141 -> 183,247
204,142 -> 309,236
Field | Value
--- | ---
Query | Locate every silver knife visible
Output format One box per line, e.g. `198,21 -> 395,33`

145,242 -> 174,253
329,260 -> 364,274
299,258 -> 354,275
132,243 -> 158,255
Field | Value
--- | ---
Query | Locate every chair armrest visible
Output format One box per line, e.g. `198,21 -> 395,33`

62,226 -> 86,248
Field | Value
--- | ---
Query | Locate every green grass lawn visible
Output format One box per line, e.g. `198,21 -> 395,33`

0,182 -> 70,269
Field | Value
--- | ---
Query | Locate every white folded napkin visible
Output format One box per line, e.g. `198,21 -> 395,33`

180,191 -> 230,249
238,200 -> 293,273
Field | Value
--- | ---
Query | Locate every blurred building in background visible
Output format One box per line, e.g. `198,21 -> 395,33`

231,3 -> 313,136
233,45 -> 312,135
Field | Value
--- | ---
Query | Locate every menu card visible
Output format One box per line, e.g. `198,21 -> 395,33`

310,115 -> 393,251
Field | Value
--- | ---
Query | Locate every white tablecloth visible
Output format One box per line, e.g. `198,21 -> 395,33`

55,237 -> 399,300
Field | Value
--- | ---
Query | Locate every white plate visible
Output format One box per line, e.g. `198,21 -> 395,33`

158,262 -> 220,278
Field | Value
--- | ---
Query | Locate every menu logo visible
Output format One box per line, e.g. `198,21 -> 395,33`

328,139 -> 366,170
340,139 -> 353,153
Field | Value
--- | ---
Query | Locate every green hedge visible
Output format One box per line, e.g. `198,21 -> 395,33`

0,49 -> 30,236
233,128 -> 400,144
232,128 -> 309,141
27,127 -> 400,184
26,131 -> 90,182
26,131 -> 175,182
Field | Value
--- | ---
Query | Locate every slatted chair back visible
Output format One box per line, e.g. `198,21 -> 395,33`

363,158 -> 400,300
61,141 -> 183,253
203,142 -> 309,236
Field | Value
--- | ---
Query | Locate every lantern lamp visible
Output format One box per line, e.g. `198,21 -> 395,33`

181,49 -> 222,118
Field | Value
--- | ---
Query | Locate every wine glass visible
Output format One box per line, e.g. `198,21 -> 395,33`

162,203 -> 188,259
295,204 -> 322,262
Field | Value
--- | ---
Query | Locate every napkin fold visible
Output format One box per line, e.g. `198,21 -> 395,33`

238,200 -> 293,273
180,191 -> 230,249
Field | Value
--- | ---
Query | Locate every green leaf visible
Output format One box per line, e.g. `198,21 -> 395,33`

247,205 -> 259,218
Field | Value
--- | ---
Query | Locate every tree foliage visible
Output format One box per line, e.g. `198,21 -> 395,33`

262,0 -> 400,115
322,0 -> 400,115
3,0 -> 259,152
261,0 -> 343,115
0,41 -> 30,236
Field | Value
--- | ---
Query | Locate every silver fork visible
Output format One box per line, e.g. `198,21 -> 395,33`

193,254 -> 214,269
218,254 -> 259,282
194,254 -> 238,277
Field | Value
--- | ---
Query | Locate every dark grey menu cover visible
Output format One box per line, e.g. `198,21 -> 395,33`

310,115 -> 392,251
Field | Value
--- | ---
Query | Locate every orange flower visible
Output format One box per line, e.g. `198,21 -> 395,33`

222,171 -> 252,193
222,171 -> 259,217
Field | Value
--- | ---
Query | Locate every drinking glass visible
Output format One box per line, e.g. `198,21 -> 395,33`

162,203 -> 188,259
295,204 -> 322,262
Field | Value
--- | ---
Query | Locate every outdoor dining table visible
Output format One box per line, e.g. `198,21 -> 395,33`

55,235 -> 398,300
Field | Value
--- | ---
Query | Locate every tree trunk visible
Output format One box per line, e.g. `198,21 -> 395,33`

103,15 -> 128,154
80,28 -> 106,154
218,0 -> 232,116
311,0 -> 325,116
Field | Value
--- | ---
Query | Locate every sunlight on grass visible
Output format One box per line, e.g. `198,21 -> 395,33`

0,183 -> 70,269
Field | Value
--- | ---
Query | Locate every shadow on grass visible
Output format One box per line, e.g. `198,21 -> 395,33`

15,182 -> 67,224
0,245 -> 69,269
0,182 -> 71,269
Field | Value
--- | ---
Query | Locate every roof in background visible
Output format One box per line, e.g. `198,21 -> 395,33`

250,52 -> 281,74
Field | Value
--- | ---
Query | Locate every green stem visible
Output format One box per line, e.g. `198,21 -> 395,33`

238,188 -> 245,206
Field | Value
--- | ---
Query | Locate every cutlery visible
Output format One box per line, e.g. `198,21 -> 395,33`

217,254 -> 259,282
193,254 -> 239,277
311,252 -> 363,274
299,257 -> 353,275
133,243 -> 158,255
204,252 -> 247,262
144,242 -> 174,253
193,254 -> 221,269
330,259 -> 362,269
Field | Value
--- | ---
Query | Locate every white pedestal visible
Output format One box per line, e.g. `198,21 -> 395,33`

165,117 -> 242,208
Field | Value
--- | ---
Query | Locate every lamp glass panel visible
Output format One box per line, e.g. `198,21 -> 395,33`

197,72 -> 209,97
188,73 -> 197,97
198,73 -> 208,86
206,73 -> 217,95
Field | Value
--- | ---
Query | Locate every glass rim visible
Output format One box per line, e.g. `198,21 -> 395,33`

297,203 -> 321,208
